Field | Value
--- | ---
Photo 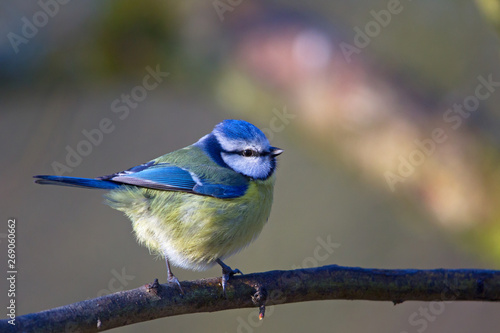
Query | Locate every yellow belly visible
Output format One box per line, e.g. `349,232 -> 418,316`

105,175 -> 275,270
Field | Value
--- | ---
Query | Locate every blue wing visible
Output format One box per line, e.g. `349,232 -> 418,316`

99,161 -> 249,199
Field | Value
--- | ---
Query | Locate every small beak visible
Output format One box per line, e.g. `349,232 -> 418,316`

270,147 -> 284,157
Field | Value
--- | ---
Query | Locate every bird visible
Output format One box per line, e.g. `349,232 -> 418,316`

34,119 -> 283,295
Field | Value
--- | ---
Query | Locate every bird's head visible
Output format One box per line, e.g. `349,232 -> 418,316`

199,120 -> 283,180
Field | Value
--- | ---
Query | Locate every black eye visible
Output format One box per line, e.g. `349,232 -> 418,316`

242,149 -> 258,157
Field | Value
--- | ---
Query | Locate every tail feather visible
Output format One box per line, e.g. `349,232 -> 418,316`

34,175 -> 121,190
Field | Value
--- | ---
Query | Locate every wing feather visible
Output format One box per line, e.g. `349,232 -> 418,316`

101,160 -> 248,199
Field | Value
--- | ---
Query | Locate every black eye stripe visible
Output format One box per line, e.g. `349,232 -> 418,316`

223,149 -> 265,157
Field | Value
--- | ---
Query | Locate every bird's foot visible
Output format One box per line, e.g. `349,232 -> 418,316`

216,259 -> 242,297
167,273 -> 184,294
165,257 -> 184,294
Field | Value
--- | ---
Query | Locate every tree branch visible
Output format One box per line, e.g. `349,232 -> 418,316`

4,265 -> 500,332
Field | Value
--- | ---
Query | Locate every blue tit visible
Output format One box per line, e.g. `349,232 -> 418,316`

34,119 -> 283,294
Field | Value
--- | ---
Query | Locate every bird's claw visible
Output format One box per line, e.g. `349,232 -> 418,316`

217,259 -> 242,297
167,273 -> 184,294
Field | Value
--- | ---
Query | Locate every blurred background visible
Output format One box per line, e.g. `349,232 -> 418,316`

2,0 -> 500,332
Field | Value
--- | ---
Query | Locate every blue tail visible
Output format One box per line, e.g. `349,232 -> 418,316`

34,175 -> 121,190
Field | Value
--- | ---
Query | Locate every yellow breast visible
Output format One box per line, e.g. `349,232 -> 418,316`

106,174 -> 276,271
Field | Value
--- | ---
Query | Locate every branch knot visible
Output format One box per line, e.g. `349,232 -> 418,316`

251,284 -> 268,320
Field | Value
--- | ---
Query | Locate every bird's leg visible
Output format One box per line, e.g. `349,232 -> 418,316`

216,258 -> 242,296
165,257 -> 184,294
